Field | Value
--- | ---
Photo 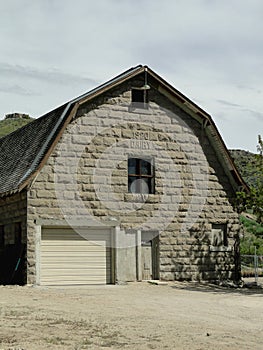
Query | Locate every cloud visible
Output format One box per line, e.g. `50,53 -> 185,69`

244,109 -> 263,122
0,84 -> 37,96
0,63 -> 99,87
216,100 -> 243,108
237,85 -> 262,94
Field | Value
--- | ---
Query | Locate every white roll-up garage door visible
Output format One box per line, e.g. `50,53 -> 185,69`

40,227 -> 112,286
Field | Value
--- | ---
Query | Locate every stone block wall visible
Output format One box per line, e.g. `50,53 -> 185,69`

0,191 -> 27,244
27,76 -> 241,283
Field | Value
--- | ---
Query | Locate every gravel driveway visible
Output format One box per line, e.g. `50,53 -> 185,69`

0,281 -> 262,349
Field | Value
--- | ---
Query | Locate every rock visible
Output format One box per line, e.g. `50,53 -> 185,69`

116,280 -> 128,286
147,280 -> 168,285
243,281 -> 262,289
218,280 -> 239,288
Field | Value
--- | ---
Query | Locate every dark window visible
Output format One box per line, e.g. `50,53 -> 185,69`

128,157 -> 154,194
131,88 -> 149,108
0,225 -> 4,247
211,224 -> 228,246
14,222 -> 22,245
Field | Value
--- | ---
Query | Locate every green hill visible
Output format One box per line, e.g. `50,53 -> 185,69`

229,149 -> 259,188
230,149 -> 263,256
0,114 -> 34,138
240,214 -> 263,255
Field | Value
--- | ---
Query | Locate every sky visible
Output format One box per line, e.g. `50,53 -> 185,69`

0,0 -> 262,153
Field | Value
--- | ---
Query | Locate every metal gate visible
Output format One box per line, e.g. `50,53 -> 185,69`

241,251 -> 263,283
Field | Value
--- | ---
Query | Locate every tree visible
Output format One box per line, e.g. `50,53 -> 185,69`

236,135 -> 263,223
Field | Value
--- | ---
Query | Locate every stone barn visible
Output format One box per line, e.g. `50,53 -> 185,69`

0,65 -> 248,286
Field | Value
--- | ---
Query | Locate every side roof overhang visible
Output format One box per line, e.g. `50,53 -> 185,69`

0,64 -> 249,197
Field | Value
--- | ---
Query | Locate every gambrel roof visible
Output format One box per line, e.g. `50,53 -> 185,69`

0,65 -> 248,197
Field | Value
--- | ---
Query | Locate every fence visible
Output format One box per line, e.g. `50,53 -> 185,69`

241,249 -> 263,283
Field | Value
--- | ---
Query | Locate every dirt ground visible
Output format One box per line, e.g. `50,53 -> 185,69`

0,281 -> 262,350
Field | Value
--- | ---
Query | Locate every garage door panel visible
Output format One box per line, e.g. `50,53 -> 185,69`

41,278 -> 106,285
41,270 -> 107,276
41,262 -> 107,266
41,228 -> 112,286
42,241 -> 107,247
41,256 -> 110,263
43,230 -> 110,241
41,246 -> 107,253
41,277 -> 108,284
39,251 -> 110,261
41,260 -> 110,268
42,238 -> 108,244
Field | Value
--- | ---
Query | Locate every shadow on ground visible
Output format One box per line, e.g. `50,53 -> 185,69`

170,280 -> 263,296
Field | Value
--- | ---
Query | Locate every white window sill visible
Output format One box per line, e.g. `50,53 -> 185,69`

125,193 -> 150,202
128,105 -> 151,114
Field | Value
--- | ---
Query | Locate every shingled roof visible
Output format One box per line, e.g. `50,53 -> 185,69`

0,104 -> 67,195
0,65 -> 248,197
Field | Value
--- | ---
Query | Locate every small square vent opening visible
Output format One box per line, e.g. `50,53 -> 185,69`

131,88 -> 149,108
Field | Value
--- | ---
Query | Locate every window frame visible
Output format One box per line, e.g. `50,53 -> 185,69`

209,223 -> 232,252
128,157 -> 155,194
